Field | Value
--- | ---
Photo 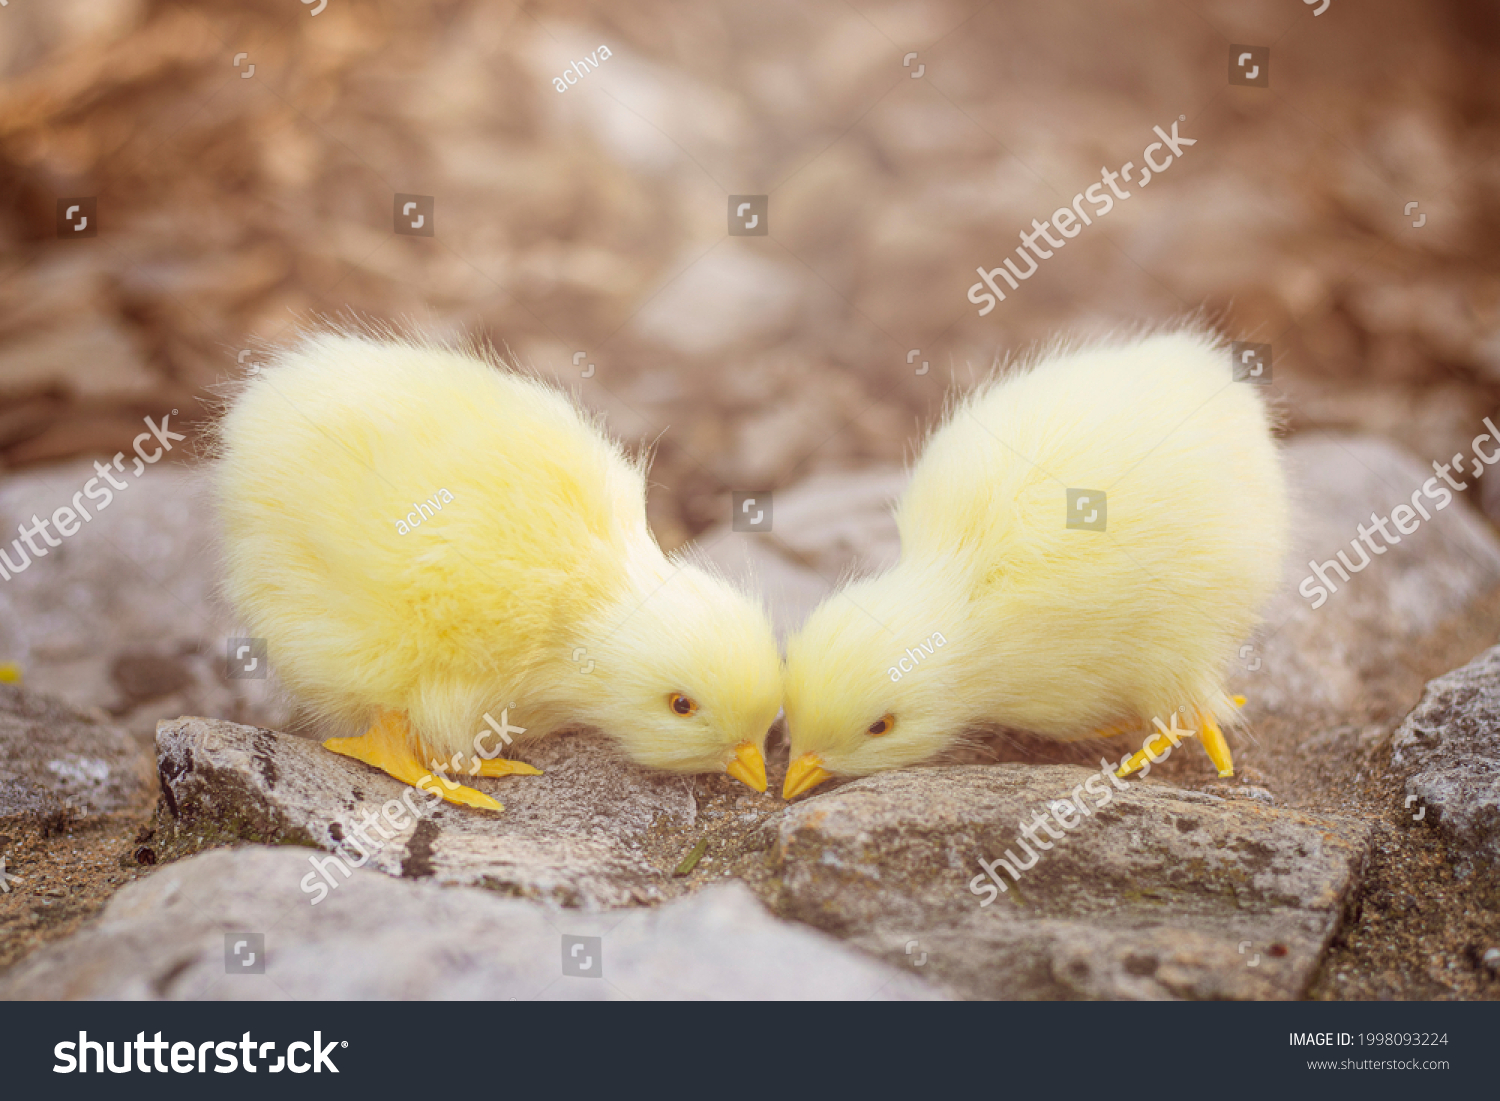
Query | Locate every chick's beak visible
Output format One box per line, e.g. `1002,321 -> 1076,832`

725,740 -> 767,793
782,751 -> 832,800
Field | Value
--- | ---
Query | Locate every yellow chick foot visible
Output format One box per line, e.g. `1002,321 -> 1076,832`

0,663 -> 21,684
323,710 -> 505,812
1114,711 -> 1235,780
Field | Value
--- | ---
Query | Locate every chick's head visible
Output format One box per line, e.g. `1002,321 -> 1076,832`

579,562 -> 782,792
782,570 -> 967,799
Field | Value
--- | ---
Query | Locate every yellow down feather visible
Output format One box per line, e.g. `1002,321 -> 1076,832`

215,331 -> 782,776
783,326 -> 1289,778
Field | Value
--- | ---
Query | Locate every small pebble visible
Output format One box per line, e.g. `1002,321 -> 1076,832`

1482,948 -> 1500,974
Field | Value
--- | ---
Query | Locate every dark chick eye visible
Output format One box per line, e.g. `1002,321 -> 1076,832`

669,692 -> 698,716
867,713 -> 895,737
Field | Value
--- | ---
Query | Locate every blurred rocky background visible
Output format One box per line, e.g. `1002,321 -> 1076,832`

1,0 -> 1499,999
2,0 -> 1497,535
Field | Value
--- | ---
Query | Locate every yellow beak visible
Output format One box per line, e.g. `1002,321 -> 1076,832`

725,740 -> 767,793
782,751 -> 832,800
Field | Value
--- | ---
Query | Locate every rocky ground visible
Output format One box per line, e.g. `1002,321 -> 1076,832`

1,442 -> 1497,999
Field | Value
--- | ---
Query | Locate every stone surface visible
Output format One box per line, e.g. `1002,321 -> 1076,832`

0,684 -> 154,821
0,460 -> 291,743
0,846 -> 941,1000
155,716 -> 704,909
1391,645 -> 1500,897
757,764 -> 1371,1000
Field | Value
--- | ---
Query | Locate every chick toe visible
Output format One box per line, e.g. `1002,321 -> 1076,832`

424,780 -> 505,812
1197,715 -> 1235,778
470,757 -> 543,778
1114,737 -> 1170,780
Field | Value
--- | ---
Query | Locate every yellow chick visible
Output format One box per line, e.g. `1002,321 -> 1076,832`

781,327 -> 1288,799
215,332 -> 780,810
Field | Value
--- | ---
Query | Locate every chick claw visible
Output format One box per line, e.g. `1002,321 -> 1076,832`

323,711 -> 506,812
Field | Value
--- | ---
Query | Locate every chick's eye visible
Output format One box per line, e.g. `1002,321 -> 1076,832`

669,692 -> 698,716
867,713 -> 895,737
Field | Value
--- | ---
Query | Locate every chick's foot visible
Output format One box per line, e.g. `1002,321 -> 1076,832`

1113,710 -> 1236,780
323,709 -> 505,812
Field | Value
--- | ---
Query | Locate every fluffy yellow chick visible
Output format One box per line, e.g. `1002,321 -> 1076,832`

781,327 -> 1288,799
216,331 -> 780,810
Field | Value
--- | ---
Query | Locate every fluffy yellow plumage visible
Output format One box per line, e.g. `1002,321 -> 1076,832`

215,331 -> 781,809
781,327 -> 1289,798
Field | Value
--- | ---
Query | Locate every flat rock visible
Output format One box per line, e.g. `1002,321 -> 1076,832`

0,684 -> 154,821
0,846 -> 940,1000
758,764 -> 1370,999
155,716 -> 703,909
0,460 -> 291,743
1391,645 -> 1500,897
